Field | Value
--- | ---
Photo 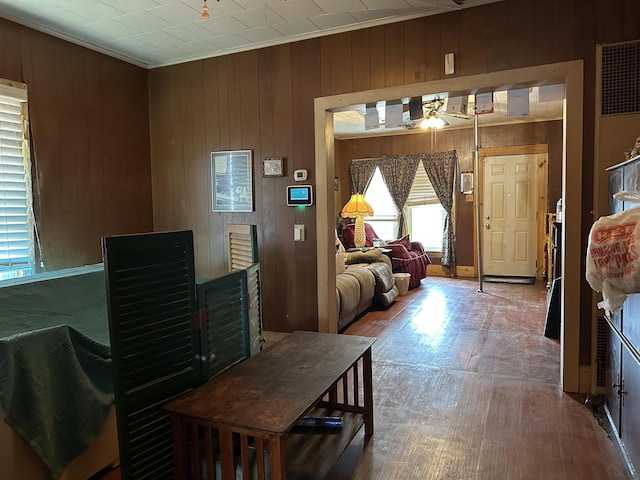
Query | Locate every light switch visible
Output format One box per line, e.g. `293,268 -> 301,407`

294,224 -> 305,241
444,53 -> 455,75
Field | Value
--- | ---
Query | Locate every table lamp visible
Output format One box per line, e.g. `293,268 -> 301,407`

341,193 -> 374,248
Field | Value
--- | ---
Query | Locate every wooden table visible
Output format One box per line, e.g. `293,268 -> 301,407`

164,330 -> 376,480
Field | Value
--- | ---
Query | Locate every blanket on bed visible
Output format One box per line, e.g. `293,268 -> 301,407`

0,325 -> 113,479
0,265 -> 113,479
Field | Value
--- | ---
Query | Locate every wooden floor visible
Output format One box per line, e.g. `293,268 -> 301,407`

338,277 -> 628,480
98,277 -> 628,480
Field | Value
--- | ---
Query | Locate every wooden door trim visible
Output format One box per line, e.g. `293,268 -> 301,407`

315,60 -> 584,393
477,146 -> 549,281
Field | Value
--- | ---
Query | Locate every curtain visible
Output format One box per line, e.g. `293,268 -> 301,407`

422,151 -> 458,273
349,158 -> 378,194
377,155 -> 421,239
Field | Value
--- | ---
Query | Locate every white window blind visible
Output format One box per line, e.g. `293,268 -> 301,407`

405,166 -> 439,206
0,84 -> 34,280
227,224 -> 257,272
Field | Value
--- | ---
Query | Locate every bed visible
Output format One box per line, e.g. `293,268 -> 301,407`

0,264 -> 119,480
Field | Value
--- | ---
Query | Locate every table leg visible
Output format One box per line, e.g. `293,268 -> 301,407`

219,429 -> 235,479
363,347 -> 374,440
170,415 -> 189,480
269,434 -> 287,480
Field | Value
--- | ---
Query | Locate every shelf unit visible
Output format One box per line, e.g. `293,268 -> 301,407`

604,155 -> 640,477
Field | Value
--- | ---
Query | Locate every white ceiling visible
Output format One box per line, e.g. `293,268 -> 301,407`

0,0 -> 563,137
333,87 -> 566,139
0,0 -> 506,68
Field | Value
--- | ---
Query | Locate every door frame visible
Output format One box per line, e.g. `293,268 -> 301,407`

315,60 -> 583,393
477,145 -> 549,281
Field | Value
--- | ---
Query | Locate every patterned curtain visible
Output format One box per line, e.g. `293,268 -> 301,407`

349,158 -> 378,194
378,154 -> 421,239
422,151 -> 458,273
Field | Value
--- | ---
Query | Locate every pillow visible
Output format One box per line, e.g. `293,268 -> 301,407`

345,249 -> 382,265
388,234 -> 411,250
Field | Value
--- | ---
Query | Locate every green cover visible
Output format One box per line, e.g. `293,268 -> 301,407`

0,265 -> 113,479
0,325 -> 113,478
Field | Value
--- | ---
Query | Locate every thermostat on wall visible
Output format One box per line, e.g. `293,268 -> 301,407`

287,185 -> 313,206
293,169 -> 308,181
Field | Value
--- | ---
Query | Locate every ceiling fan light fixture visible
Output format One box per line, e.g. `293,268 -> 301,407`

420,110 -> 445,129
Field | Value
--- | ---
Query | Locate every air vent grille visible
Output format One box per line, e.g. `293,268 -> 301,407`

601,40 -> 640,115
595,316 -> 607,388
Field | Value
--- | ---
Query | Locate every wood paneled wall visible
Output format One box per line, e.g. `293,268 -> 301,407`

0,19 -> 153,272
336,121 -> 563,267
145,0 -> 640,335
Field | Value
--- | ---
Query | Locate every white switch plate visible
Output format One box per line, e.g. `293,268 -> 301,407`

444,53 -> 455,75
294,224 -> 305,241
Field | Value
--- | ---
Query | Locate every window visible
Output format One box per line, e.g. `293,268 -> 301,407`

363,167 -> 398,241
0,82 -> 35,281
406,204 -> 446,251
363,164 -> 446,251
404,166 -> 445,252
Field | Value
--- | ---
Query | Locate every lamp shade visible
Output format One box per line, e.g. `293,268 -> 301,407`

341,193 -> 374,249
341,193 -> 374,219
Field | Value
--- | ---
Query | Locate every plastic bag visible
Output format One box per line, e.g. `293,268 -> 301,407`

586,206 -> 640,312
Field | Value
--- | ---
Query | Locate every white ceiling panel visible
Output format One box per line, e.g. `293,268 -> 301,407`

269,0 -> 325,21
272,18 -> 319,37
310,12 -> 359,30
116,11 -> 173,31
209,32 -> 254,50
350,9 -> 412,22
100,0 -> 160,14
148,3 -> 202,24
134,30 -> 183,49
164,23 -> 214,42
313,0 -> 368,13
58,0 -> 125,22
0,0 -> 507,67
177,39 -> 222,55
87,19 -> 142,39
199,14 -> 250,36
238,25 -> 283,43
363,0 -> 417,8
231,6 -> 286,28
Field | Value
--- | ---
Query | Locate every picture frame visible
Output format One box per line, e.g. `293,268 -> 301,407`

211,150 -> 253,212
263,157 -> 284,177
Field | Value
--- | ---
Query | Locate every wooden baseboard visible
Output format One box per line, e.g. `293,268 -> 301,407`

427,265 -> 475,278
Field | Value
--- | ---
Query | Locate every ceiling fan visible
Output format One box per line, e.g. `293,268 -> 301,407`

402,96 -> 474,131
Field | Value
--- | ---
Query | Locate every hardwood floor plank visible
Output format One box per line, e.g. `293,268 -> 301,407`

342,277 -> 628,480
98,277 -> 629,480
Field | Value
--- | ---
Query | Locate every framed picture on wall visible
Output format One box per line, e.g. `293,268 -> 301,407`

263,157 -> 284,177
211,150 -> 253,212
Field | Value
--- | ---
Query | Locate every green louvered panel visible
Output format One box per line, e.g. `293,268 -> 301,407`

246,263 -> 264,356
197,269 -> 250,381
103,231 -> 199,480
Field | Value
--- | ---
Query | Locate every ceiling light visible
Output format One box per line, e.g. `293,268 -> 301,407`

420,110 -> 445,129
202,0 -> 220,20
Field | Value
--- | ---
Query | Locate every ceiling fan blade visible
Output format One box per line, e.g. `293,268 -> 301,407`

441,111 -> 474,120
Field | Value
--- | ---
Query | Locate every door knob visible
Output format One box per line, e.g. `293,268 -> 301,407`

485,224 -> 490,229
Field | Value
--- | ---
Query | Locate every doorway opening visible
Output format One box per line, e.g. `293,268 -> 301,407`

314,61 -> 584,393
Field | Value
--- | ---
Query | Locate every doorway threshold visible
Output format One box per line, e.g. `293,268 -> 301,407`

482,275 -> 536,284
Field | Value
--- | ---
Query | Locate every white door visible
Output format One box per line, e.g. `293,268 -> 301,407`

482,154 -> 538,277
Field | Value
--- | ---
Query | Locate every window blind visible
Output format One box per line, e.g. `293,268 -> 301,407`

227,224 -> 258,271
0,88 -> 33,279
405,165 -> 439,206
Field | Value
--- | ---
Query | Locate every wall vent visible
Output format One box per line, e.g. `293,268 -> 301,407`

595,316 -> 608,388
601,40 -> 640,115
